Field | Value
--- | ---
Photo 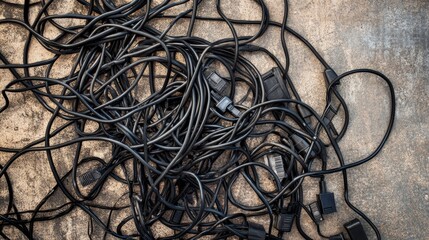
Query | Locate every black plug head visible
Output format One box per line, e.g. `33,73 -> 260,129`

324,68 -> 339,86
79,168 -> 104,186
344,218 -> 368,240
248,222 -> 266,240
207,71 -> 230,96
318,192 -> 336,215
275,212 -> 294,233
290,134 -> 317,159
275,202 -> 298,233
262,67 -> 290,101
170,200 -> 185,224
318,180 -> 337,214
309,202 -> 323,223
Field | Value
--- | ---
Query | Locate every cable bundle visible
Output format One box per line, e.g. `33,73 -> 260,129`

0,0 -> 395,239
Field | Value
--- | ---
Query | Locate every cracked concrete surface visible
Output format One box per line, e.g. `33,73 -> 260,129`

0,0 -> 428,239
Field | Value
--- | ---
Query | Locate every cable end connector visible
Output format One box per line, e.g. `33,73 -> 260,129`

344,218 -> 368,240
297,105 -> 313,125
324,68 -> 339,86
275,202 -> 298,233
212,91 -> 241,117
322,104 -> 340,137
239,44 -> 261,52
79,167 -> 104,186
247,222 -> 266,240
170,200 -> 185,224
262,67 -> 290,101
290,134 -> 317,159
317,180 -> 337,214
309,202 -> 323,223
207,71 -> 230,96
226,102 -> 241,117
276,213 -> 294,233
264,154 -> 286,180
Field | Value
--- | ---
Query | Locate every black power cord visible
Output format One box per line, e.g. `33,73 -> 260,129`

0,0 -> 395,239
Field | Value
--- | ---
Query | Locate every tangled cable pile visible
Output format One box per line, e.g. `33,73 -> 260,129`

0,0 -> 395,239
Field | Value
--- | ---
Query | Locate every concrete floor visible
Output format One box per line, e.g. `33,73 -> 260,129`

0,0 -> 428,239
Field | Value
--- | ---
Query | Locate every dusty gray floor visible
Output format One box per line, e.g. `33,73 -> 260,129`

0,0 -> 428,239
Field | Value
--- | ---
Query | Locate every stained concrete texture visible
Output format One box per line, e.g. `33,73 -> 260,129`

0,0 -> 428,239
